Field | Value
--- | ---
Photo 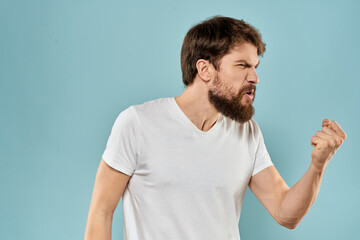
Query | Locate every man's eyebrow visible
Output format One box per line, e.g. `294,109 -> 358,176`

235,59 -> 261,68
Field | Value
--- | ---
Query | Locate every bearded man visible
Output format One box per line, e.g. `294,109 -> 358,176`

84,16 -> 347,240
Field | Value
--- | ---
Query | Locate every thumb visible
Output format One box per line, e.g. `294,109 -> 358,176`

322,119 -> 331,127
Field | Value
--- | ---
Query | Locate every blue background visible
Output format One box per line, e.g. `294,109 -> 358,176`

1,0 -> 359,239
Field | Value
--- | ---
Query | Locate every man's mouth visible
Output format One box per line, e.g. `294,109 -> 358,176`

245,89 -> 254,95
243,89 -> 254,100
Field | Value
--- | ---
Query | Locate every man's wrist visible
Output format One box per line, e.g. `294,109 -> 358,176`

310,160 -> 327,175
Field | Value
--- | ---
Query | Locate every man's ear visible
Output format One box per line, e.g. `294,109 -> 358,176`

196,59 -> 213,82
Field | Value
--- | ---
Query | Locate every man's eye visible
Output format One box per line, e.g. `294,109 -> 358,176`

237,64 -> 246,67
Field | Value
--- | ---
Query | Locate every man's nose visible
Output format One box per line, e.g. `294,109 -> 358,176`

246,68 -> 259,84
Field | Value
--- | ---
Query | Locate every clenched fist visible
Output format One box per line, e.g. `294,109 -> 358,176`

310,119 -> 347,171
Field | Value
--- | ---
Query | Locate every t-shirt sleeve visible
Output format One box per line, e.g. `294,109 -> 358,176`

251,120 -> 273,176
102,106 -> 139,176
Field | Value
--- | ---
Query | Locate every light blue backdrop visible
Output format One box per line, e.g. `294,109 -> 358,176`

1,0 -> 359,239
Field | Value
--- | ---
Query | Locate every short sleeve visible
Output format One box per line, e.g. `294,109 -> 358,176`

251,121 -> 273,176
102,106 -> 139,176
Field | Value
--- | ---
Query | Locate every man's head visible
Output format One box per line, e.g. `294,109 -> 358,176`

180,16 -> 266,123
181,16 -> 265,87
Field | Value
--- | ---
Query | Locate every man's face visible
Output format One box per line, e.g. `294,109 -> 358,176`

208,42 -> 260,123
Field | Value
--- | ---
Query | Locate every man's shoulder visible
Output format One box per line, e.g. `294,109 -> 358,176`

223,117 -> 260,131
133,97 -> 170,108
112,97 -> 171,129
248,118 -> 262,135
117,97 -> 174,125
222,117 -> 262,140
131,97 -> 171,115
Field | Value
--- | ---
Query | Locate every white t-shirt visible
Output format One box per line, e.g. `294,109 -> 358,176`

102,97 -> 273,240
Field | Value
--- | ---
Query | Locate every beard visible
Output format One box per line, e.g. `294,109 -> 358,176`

208,73 -> 256,123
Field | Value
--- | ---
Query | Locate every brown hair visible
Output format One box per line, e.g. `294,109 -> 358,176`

180,16 -> 266,86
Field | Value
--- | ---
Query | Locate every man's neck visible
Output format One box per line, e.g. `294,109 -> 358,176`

174,84 -> 219,132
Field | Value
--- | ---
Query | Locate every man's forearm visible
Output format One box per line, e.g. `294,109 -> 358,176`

84,211 -> 113,240
277,162 -> 326,228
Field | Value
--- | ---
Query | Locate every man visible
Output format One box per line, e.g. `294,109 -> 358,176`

84,16 -> 346,240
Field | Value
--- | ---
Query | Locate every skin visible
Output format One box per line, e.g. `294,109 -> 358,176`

84,159 -> 131,239
174,42 -> 347,228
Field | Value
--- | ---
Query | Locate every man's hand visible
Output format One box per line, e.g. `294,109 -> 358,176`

310,119 -> 347,171
250,119 -> 347,229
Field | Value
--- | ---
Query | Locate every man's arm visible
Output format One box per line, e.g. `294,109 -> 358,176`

84,159 -> 131,240
249,119 -> 346,229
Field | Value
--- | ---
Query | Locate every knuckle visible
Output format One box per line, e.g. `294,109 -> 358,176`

329,139 -> 336,148
334,138 -> 341,146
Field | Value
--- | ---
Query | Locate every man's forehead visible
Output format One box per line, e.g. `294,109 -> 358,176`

225,43 -> 259,64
